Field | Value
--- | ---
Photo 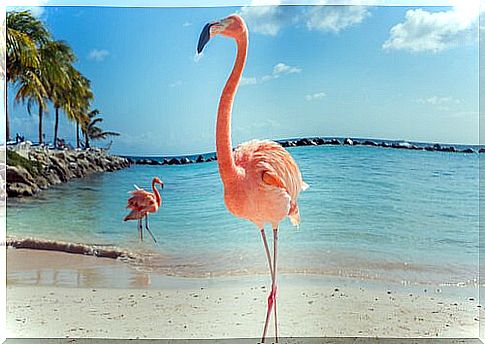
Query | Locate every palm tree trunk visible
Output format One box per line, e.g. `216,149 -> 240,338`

6,106 -> 10,142
76,122 -> 80,148
54,107 -> 59,148
85,131 -> 90,149
38,104 -> 43,145
6,86 -> 10,141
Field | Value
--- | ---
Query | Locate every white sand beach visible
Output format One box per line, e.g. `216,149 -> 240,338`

6,249 -> 480,339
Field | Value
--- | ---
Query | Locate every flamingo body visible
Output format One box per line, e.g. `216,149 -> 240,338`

225,139 -> 308,229
124,188 -> 160,220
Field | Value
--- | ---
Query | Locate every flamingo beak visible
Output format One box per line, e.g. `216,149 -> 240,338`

197,22 -> 215,54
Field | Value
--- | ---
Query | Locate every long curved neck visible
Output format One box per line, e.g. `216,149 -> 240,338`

216,31 -> 248,185
152,180 -> 161,206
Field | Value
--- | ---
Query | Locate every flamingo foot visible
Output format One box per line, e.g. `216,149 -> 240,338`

261,286 -> 277,343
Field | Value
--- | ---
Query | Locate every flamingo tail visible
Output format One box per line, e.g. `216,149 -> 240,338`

124,210 -> 142,221
288,201 -> 301,226
301,181 -> 309,191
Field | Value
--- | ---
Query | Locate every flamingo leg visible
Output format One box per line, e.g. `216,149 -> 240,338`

145,214 -> 157,243
139,219 -> 143,242
273,228 -> 278,343
260,229 -> 275,343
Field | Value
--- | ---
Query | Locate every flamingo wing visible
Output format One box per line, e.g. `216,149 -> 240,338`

235,139 -> 307,199
124,187 -> 159,221
234,139 -> 308,225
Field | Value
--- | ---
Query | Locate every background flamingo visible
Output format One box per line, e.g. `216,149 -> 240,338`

197,14 -> 308,343
123,177 -> 164,243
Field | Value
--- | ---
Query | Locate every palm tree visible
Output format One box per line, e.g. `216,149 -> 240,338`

6,11 -> 50,141
46,41 -> 76,148
82,109 -> 120,149
14,65 -> 49,144
66,72 -> 93,149
36,40 -> 76,145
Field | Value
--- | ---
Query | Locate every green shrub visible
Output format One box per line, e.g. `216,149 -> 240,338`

7,149 -> 43,175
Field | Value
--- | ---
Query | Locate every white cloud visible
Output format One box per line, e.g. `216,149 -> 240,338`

417,96 -> 461,105
240,77 -> 258,86
9,0 -> 49,17
416,95 -> 462,111
273,62 -> 301,74
305,5 -> 370,33
239,5 -> 296,36
305,91 -> 326,101
241,62 -> 301,86
182,21 -> 192,27
88,49 -> 109,62
239,3 -> 370,36
383,2 -> 479,53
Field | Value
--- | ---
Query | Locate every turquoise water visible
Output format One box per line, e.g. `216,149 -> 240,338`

7,146 -> 479,286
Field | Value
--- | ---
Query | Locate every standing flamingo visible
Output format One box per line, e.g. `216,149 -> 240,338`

197,14 -> 308,343
123,177 -> 164,243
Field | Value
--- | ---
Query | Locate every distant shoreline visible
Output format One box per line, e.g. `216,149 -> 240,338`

122,136 -> 482,166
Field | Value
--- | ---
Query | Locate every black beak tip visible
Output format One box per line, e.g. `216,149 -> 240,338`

197,22 -> 212,54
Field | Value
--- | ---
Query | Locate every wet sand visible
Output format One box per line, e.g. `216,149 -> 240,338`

6,248 -> 481,339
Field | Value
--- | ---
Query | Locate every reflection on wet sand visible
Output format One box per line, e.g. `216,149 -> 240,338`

7,248 -> 152,289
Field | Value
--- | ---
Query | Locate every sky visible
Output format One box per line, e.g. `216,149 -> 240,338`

5,2 -> 480,156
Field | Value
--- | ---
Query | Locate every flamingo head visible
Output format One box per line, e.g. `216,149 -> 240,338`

153,177 -> 164,189
197,14 -> 247,54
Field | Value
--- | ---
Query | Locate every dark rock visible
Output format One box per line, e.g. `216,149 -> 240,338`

7,182 -> 37,197
461,148 -> 475,154
168,158 -> 181,165
479,148 -> 485,153
441,146 -> 456,153
280,141 -> 290,147
362,140 -> 378,147
296,138 -> 311,146
314,138 -> 325,145
180,157 -> 192,164
343,138 -> 354,145
309,139 -> 318,146
196,155 -> 206,163
378,142 -> 390,148
392,142 -> 413,149
7,165 -> 35,185
330,139 -> 341,145
147,159 -> 160,166
7,148 -> 130,198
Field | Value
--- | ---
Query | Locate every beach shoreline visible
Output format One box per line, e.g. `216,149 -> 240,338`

6,248 -> 480,338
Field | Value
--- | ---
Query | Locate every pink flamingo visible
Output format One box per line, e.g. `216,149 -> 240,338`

123,177 -> 164,243
198,14 -> 308,343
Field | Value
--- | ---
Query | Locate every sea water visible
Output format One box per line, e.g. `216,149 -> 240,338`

7,145 -> 479,286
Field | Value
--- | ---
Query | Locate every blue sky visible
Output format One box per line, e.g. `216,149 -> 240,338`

6,4 -> 479,155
